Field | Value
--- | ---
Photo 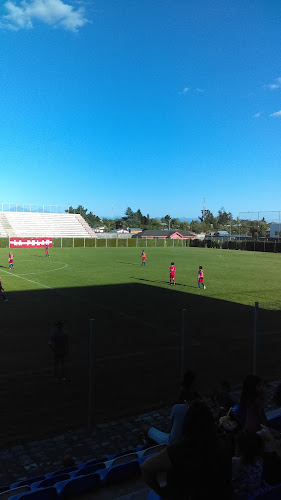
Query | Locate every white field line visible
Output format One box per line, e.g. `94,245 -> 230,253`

0,262 -> 69,289
0,269 -> 51,289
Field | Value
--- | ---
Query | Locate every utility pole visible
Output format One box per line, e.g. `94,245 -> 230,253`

201,197 -> 206,221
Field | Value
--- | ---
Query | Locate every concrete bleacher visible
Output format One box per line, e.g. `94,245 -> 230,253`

0,212 -> 95,239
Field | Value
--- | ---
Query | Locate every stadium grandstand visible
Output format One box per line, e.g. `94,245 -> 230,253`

0,206 -> 96,239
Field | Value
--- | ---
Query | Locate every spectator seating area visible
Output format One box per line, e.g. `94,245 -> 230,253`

1,389 -> 281,500
0,212 -> 95,239
0,444 -> 166,500
1,405 -> 281,500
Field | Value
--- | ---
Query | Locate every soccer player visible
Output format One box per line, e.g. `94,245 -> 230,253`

141,250 -> 146,265
170,262 -> 176,285
45,246 -> 50,258
0,278 -> 8,302
8,252 -> 14,270
198,265 -> 206,289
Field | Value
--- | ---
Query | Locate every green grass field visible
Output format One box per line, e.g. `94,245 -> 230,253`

1,246 -> 281,445
1,246 -> 281,308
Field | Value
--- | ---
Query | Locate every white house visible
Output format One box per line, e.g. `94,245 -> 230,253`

270,223 -> 281,239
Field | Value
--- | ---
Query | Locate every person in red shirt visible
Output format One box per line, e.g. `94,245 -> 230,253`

8,252 -> 14,270
198,265 -> 206,289
45,246 -> 50,258
170,262 -> 176,285
141,250 -> 146,266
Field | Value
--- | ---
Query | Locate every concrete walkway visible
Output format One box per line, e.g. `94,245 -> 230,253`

1,380 -> 280,488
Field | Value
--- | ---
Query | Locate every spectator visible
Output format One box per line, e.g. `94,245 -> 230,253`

48,321 -> 69,381
239,375 -> 267,432
212,379 -> 236,421
232,429 -> 264,499
141,399 -> 233,499
62,454 -> 75,468
259,424 -> 281,487
147,369 -> 200,446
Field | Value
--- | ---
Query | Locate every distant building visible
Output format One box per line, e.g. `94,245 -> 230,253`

270,223 -> 281,239
128,228 -> 143,234
110,228 -> 129,234
133,230 -> 197,239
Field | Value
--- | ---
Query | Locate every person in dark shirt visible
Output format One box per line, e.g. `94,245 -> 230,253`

141,399 -> 233,499
49,321 -> 69,381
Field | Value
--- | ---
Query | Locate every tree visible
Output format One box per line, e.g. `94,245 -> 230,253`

171,218 -> 181,229
190,220 -> 202,233
161,215 -> 172,230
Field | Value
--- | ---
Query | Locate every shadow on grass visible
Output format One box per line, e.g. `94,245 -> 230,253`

132,276 -> 198,288
1,282 -> 281,446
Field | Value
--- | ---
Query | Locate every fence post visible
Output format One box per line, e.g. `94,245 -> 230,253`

181,309 -> 188,377
253,302 -> 259,375
88,318 -> 95,429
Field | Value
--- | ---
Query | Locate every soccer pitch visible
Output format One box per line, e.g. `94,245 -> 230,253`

1,246 -> 280,308
1,246 -> 281,444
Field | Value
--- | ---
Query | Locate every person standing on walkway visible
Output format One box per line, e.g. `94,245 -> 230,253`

48,321 -> 69,381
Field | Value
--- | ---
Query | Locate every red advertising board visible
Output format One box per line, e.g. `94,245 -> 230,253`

10,238 -> 53,248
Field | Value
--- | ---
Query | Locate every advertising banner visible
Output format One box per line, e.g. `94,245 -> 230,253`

10,238 -> 53,248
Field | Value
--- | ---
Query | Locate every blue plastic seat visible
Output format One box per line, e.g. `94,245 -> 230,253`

103,461 -> 140,486
54,473 -> 101,498
10,478 -> 46,490
75,463 -> 106,476
0,486 -> 31,499
45,466 -> 78,479
84,458 -> 106,467
0,488 -> 10,495
7,486 -> 58,500
30,476 -> 70,490
250,483 -> 281,499
147,491 -> 161,500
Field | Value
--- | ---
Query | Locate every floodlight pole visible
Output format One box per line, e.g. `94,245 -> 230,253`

88,318 -> 95,429
253,302 -> 259,375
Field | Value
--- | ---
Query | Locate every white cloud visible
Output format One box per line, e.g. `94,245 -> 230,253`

269,110 -> 281,117
178,87 -> 191,95
266,77 -> 281,90
254,112 -> 262,118
0,0 -> 89,32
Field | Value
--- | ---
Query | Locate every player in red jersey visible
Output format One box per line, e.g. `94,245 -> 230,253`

198,266 -> 206,289
8,252 -> 14,270
170,262 -> 176,285
45,246 -> 50,258
141,250 -> 146,266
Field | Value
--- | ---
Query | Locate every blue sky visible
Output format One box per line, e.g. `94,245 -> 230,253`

0,0 -> 280,220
